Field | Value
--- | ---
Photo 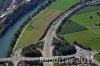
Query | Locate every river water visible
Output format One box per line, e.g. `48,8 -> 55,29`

0,0 -> 48,64
0,6 -> 40,58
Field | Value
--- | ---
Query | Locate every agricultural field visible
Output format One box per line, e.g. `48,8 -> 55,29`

59,20 -> 87,35
64,30 -> 99,43
59,5 -> 100,50
94,54 -> 100,62
76,5 -> 100,14
71,10 -> 100,28
53,63 -> 60,66
13,0 -> 80,51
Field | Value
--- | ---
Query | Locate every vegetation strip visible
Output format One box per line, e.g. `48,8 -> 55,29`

59,5 -> 100,50
13,0 -> 80,51
11,0 -> 55,55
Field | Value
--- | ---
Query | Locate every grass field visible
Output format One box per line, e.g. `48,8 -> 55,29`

76,5 -> 100,14
63,30 -> 100,50
71,10 -> 100,28
63,30 -> 99,43
59,20 -> 87,35
53,63 -> 60,66
13,0 -> 80,51
60,7 -> 100,50
94,54 -> 100,62
83,37 -> 100,50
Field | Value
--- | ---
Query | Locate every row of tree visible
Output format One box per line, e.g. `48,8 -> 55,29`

7,18 -> 30,57
24,61 -> 43,66
8,0 -> 56,57
53,40 -> 76,56
21,44 -> 42,57
0,0 -> 56,38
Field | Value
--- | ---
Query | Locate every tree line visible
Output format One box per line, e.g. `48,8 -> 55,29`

0,0 -> 56,38
53,40 -> 76,56
7,0 -> 56,57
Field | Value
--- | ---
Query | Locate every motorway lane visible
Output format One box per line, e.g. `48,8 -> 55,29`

42,4 -> 82,66
0,0 -> 100,66
42,0 -> 100,66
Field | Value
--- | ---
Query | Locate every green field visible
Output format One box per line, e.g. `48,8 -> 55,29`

53,63 -> 60,66
83,38 -> 100,50
63,30 -> 100,50
76,5 -> 100,14
71,10 -> 100,28
59,20 -> 87,35
13,0 -> 80,51
60,6 -> 100,50
94,54 -> 100,62
63,30 -> 99,43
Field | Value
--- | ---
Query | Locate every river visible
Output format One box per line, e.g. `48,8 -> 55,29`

0,0 -> 48,65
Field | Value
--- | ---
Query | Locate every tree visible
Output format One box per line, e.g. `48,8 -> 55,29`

53,41 -> 76,56
97,12 -> 100,16
52,0 -> 56,2
68,20 -> 72,22
22,44 -> 42,57
90,16 -> 93,19
73,41 -> 78,45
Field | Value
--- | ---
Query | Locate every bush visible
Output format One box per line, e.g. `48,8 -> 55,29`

21,44 -> 42,57
53,41 -> 76,56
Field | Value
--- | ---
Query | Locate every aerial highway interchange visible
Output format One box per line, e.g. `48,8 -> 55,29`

0,0 -> 100,66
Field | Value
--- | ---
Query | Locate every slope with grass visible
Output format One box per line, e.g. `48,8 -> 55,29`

63,30 -> 100,43
59,20 -> 87,35
83,37 -> 100,50
60,7 -> 100,50
94,54 -> 100,62
53,63 -> 60,66
76,5 -> 100,14
13,0 -> 80,51
70,10 -> 100,28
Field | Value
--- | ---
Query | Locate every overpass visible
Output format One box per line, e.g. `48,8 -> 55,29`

0,0 -> 100,66
42,0 -> 100,66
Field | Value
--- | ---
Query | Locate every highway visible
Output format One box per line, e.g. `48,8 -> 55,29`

0,0 -> 100,66
42,0 -> 100,66
42,4 -> 82,66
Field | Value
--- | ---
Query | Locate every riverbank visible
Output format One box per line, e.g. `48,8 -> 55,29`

9,0 -> 55,56
0,0 -> 47,38
13,0 -> 81,52
0,0 -> 51,59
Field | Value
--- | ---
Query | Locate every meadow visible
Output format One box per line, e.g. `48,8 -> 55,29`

13,0 -> 80,51
59,20 -> 87,35
59,6 -> 100,50
53,63 -> 60,66
94,54 -> 100,62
